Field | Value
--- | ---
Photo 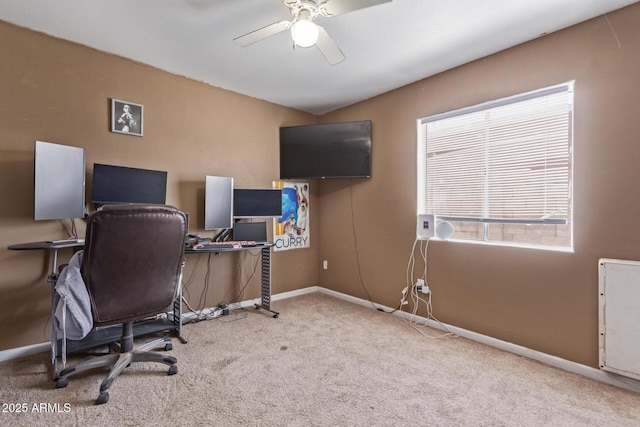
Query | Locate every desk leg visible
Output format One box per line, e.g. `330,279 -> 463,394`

173,296 -> 187,344
48,249 -> 60,380
48,280 -> 59,380
255,247 -> 279,318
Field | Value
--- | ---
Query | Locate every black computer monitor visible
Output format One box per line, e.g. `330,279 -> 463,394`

91,163 -> 167,206
233,222 -> 268,242
233,189 -> 282,218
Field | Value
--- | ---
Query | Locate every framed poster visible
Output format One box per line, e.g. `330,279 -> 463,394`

111,98 -> 143,136
273,181 -> 309,252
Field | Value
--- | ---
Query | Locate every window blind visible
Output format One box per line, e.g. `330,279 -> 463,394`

419,82 -> 573,225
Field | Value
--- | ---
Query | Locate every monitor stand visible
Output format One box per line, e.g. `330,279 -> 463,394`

214,228 -> 232,242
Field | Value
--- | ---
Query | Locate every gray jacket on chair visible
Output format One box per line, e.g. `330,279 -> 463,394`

54,250 -> 92,341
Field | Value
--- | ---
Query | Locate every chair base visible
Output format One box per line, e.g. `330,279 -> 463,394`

56,335 -> 177,405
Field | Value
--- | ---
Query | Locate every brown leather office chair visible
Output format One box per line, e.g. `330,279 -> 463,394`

55,204 -> 187,404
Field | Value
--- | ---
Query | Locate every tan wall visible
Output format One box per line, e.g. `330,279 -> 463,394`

0,21 -> 318,351
318,4 -> 640,367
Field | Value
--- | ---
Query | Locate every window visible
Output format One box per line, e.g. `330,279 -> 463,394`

417,82 -> 573,250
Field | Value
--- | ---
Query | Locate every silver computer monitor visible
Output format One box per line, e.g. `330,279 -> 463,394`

34,141 -> 86,220
205,176 -> 233,230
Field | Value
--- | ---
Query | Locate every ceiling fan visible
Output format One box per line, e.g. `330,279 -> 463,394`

233,0 -> 392,66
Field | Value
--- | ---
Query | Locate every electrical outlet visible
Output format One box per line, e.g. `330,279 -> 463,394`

323,260 -> 328,270
414,279 -> 430,294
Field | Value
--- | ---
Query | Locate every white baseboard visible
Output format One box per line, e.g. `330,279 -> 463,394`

3,285 -> 639,394
0,342 -> 50,363
273,286 -> 319,301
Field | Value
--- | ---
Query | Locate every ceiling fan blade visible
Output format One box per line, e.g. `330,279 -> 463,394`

233,20 -> 291,47
315,25 -> 345,66
320,0 -> 392,17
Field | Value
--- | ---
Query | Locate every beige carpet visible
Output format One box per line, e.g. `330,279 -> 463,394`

2,292 -> 640,426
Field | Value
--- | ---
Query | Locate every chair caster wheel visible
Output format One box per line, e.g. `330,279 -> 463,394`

273,314 -> 279,318
55,378 -> 68,389
96,392 -> 109,405
168,365 -> 178,376
164,343 -> 173,351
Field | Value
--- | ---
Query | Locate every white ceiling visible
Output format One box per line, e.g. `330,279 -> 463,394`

0,0 -> 637,115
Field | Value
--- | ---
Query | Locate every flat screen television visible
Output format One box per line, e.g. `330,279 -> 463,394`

279,120 -> 372,179
34,141 -> 86,220
205,176 -> 234,230
233,189 -> 282,218
91,163 -> 167,206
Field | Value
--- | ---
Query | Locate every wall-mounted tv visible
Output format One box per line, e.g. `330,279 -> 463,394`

279,120 -> 372,179
91,163 -> 167,206
205,176 -> 234,230
233,189 -> 282,218
34,141 -> 86,220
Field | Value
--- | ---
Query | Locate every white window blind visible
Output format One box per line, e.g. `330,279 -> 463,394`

418,82 -> 573,227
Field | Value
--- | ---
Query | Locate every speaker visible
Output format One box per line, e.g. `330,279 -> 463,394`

435,221 -> 454,239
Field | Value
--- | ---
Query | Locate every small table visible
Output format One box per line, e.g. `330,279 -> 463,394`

8,240 -> 85,276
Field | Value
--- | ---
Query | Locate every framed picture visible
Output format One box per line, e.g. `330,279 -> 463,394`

111,98 -> 143,136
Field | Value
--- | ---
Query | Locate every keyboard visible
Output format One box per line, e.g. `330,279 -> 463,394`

191,240 -> 257,250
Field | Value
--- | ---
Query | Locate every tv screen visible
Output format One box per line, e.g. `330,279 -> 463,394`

91,163 -> 167,206
34,141 -> 86,220
234,189 -> 282,218
279,120 -> 372,179
205,176 -> 234,230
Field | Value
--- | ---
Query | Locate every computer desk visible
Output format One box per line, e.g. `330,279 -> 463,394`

8,240 -> 277,379
184,242 -> 278,318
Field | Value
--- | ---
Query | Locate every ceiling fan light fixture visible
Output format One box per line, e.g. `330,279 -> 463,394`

291,19 -> 319,47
